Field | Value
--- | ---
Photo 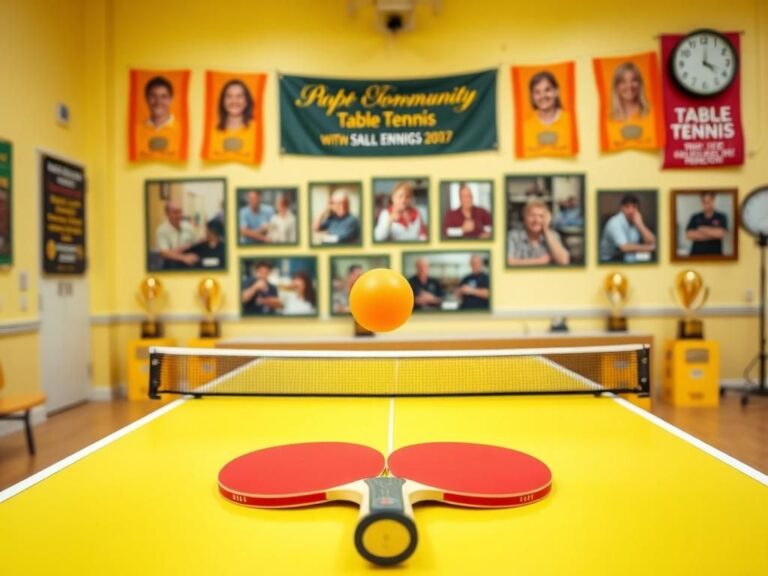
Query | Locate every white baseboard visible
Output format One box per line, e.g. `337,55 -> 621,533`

720,378 -> 757,390
89,384 -> 131,401
89,387 -> 116,401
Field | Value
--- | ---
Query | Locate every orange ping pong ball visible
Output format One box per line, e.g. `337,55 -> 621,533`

349,268 -> 414,333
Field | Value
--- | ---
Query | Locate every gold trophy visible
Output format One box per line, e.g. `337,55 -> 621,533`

197,277 -> 223,338
672,270 -> 709,339
136,277 -> 166,338
604,272 -> 629,332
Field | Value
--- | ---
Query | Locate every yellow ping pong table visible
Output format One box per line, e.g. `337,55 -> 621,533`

1,345 -> 766,575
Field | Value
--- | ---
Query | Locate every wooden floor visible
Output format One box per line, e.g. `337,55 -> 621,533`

1,393 -> 766,491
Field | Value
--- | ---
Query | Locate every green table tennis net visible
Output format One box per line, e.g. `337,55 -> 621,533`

148,344 -> 650,398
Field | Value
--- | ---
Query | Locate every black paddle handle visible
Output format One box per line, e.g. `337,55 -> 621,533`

354,477 -> 418,566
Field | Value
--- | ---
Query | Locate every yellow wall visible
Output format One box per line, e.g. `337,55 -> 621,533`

103,0 -> 767,387
2,0 -> 767,396
0,0 -> 101,395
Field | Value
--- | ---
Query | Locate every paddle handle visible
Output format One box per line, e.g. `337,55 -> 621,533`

354,477 -> 418,566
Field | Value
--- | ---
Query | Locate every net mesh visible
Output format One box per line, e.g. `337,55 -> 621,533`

148,345 -> 649,398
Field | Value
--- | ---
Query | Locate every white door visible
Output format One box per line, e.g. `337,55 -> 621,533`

39,278 -> 91,411
37,151 -> 91,412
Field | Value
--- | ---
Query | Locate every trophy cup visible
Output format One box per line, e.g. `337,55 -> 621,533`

197,277 -> 223,338
671,270 -> 709,339
136,277 -> 166,338
604,272 -> 629,332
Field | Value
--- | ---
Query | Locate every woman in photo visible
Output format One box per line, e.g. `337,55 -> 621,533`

280,270 -> 317,315
521,70 -> 575,156
267,193 -> 297,244
507,199 -> 570,266
218,79 -> 254,132
611,62 -> 650,122
374,181 -> 427,242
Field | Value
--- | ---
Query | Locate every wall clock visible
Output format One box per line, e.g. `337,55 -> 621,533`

740,186 -> 768,239
670,29 -> 738,97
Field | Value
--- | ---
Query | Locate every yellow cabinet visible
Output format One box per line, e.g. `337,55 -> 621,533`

662,340 -> 720,407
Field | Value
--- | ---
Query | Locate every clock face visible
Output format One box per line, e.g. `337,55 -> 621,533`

671,30 -> 738,96
740,187 -> 768,237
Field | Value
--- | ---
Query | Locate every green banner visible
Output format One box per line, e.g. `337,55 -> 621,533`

280,70 -> 497,156
0,141 -> 11,266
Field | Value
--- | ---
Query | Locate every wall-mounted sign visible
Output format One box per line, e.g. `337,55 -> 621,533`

661,31 -> 744,168
42,154 -> 86,274
279,70 -> 497,157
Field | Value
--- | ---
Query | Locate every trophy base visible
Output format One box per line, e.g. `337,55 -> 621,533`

606,316 -> 628,332
199,320 -> 221,339
141,320 -> 163,339
549,317 -> 569,333
354,319 -> 374,337
677,318 -> 704,340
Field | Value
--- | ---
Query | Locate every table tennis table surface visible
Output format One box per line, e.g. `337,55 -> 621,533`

1,353 -> 767,575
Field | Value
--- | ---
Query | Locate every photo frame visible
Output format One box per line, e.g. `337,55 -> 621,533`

439,180 -> 494,241
145,178 -> 227,272
236,187 -> 299,247
371,177 -> 429,244
0,140 -> 12,266
597,189 -> 658,265
329,254 -> 391,316
309,181 -> 363,247
671,188 -> 738,262
505,174 -> 585,268
402,250 -> 492,313
240,256 -> 318,317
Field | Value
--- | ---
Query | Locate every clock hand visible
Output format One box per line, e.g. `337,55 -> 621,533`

703,60 -> 716,71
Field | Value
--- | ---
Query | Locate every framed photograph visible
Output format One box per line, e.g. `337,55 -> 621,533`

240,256 -> 318,317
597,189 -> 658,265
439,180 -> 493,241
145,178 -> 227,272
372,177 -> 429,244
402,251 -> 491,313
309,181 -> 363,247
671,189 -> 738,262
329,254 -> 391,316
0,140 -> 12,266
505,174 -> 585,267
236,187 -> 299,247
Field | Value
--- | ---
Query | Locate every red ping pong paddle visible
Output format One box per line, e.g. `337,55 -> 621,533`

218,441 -> 552,566
218,441 -> 415,565
386,441 -> 553,508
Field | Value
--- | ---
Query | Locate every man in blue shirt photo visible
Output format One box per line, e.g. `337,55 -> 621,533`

599,194 -> 656,263
312,189 -> 360,245
239,190 -> 274,244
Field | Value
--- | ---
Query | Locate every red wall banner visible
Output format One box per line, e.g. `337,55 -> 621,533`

661,33 -> 744,168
